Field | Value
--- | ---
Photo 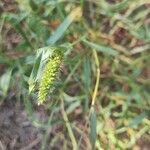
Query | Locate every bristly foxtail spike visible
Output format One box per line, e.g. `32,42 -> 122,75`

38,47 -> 64,105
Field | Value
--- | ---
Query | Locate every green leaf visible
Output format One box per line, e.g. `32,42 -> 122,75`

82,57 -> 91,92
0,69 -> 12,97
83,40 -> 119,56
107,0 -> 130,12
47,7 -> 82,45
129,112 -> 148,128
90,108 -> 97,149
66,101 -> 81,114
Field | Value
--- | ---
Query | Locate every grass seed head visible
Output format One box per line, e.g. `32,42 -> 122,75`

38,48 -> 64,105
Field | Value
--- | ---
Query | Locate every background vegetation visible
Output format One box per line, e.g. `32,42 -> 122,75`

0,0 -> 150,149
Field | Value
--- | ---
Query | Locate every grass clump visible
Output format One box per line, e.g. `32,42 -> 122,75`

0,0 -> 150,149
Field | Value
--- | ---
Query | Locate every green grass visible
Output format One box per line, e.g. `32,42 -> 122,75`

0,0 -> 150,149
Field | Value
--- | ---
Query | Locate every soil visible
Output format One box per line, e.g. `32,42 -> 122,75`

0,100 -> 42,150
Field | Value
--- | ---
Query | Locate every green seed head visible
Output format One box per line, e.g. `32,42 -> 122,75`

38,48 -> 64,105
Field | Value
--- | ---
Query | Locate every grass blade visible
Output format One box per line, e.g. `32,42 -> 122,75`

90,108 -> 97,150
47,7 -> 82,45
83,40 -> 119,56
0,69 -> 12,97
